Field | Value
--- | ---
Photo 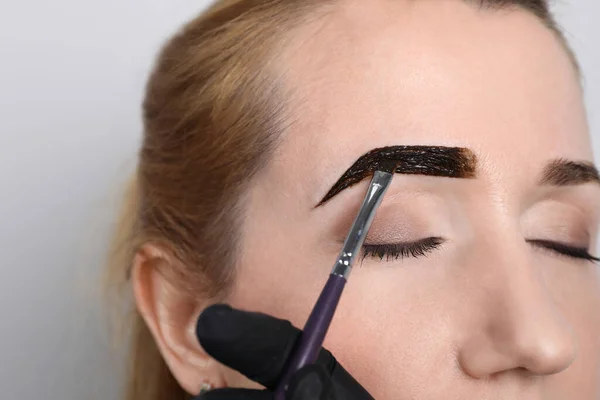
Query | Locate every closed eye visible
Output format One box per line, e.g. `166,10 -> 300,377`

361,237 -> 444,262
361,238 -> 599,264
526,239 -> 600,262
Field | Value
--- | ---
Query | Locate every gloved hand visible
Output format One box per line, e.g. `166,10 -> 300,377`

194,304 -> 374,400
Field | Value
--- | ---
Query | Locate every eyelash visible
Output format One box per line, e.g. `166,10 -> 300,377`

361,238 -> 600,263
362,237 -> 444,262
526,239 -> 600,262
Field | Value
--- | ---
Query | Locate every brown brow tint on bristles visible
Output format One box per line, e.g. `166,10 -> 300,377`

317,146 -> 477,207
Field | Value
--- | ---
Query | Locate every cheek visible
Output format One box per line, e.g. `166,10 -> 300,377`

227,239 -> 331,325
560,269 -> 600,388
543,262 -> 600,345
236,254 -> 462,398
228,245 -> 459,396
324,267 -> 461,398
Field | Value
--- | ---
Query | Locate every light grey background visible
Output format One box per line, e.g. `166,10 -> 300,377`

0,1 -> 598,399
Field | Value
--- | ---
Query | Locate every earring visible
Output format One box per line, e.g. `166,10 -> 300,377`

200,382 -> 213,394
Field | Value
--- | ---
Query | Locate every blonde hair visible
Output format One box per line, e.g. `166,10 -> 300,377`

104,1 -> 569,399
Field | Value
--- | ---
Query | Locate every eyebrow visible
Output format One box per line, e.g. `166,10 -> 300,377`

316,146 -> 477,207
540,159 -> 600,186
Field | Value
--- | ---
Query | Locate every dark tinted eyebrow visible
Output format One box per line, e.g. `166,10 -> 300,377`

316,146 -> 477,207
540,159 -> 600,186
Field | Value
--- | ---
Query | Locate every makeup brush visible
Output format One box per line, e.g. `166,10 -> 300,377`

274,161 -> 397,400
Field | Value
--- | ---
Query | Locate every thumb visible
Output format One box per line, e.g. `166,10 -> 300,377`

287,364 -> 334,400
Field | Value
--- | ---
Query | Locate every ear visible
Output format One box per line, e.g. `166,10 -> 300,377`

131,244 -> 226,395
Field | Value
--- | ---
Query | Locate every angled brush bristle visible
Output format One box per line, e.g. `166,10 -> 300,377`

377,159 -> 398,174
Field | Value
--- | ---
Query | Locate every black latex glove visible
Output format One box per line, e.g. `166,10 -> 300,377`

193,304 -> 374,400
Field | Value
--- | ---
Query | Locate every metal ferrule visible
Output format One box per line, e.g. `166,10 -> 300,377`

331,170 -> 393,279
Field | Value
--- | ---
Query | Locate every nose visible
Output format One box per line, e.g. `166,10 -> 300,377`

457,240 -> 577,379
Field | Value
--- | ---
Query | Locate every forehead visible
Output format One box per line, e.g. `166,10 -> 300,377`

261,0 -> 589,205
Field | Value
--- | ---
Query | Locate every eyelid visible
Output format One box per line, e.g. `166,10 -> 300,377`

521,199 -> 596,248
329,185 -> 449,246
362,237 -> 437,247
362,216 -> 437,245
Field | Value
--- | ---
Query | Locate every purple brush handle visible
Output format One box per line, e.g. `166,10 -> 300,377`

273,273 -> 347,400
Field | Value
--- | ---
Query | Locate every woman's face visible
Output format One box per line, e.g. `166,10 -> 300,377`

228,1 -> 600,398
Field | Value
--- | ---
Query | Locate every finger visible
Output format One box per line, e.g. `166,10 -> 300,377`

197,304 -> 373,399
287,364 -> 332,400
195,388 -> 271,400
196,304 -> 300,389
316,350 -> 373,400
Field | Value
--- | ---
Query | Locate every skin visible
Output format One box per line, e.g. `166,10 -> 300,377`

134,0 -> 600,398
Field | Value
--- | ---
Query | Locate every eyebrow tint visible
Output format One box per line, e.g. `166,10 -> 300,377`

317,146 -> 477,206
